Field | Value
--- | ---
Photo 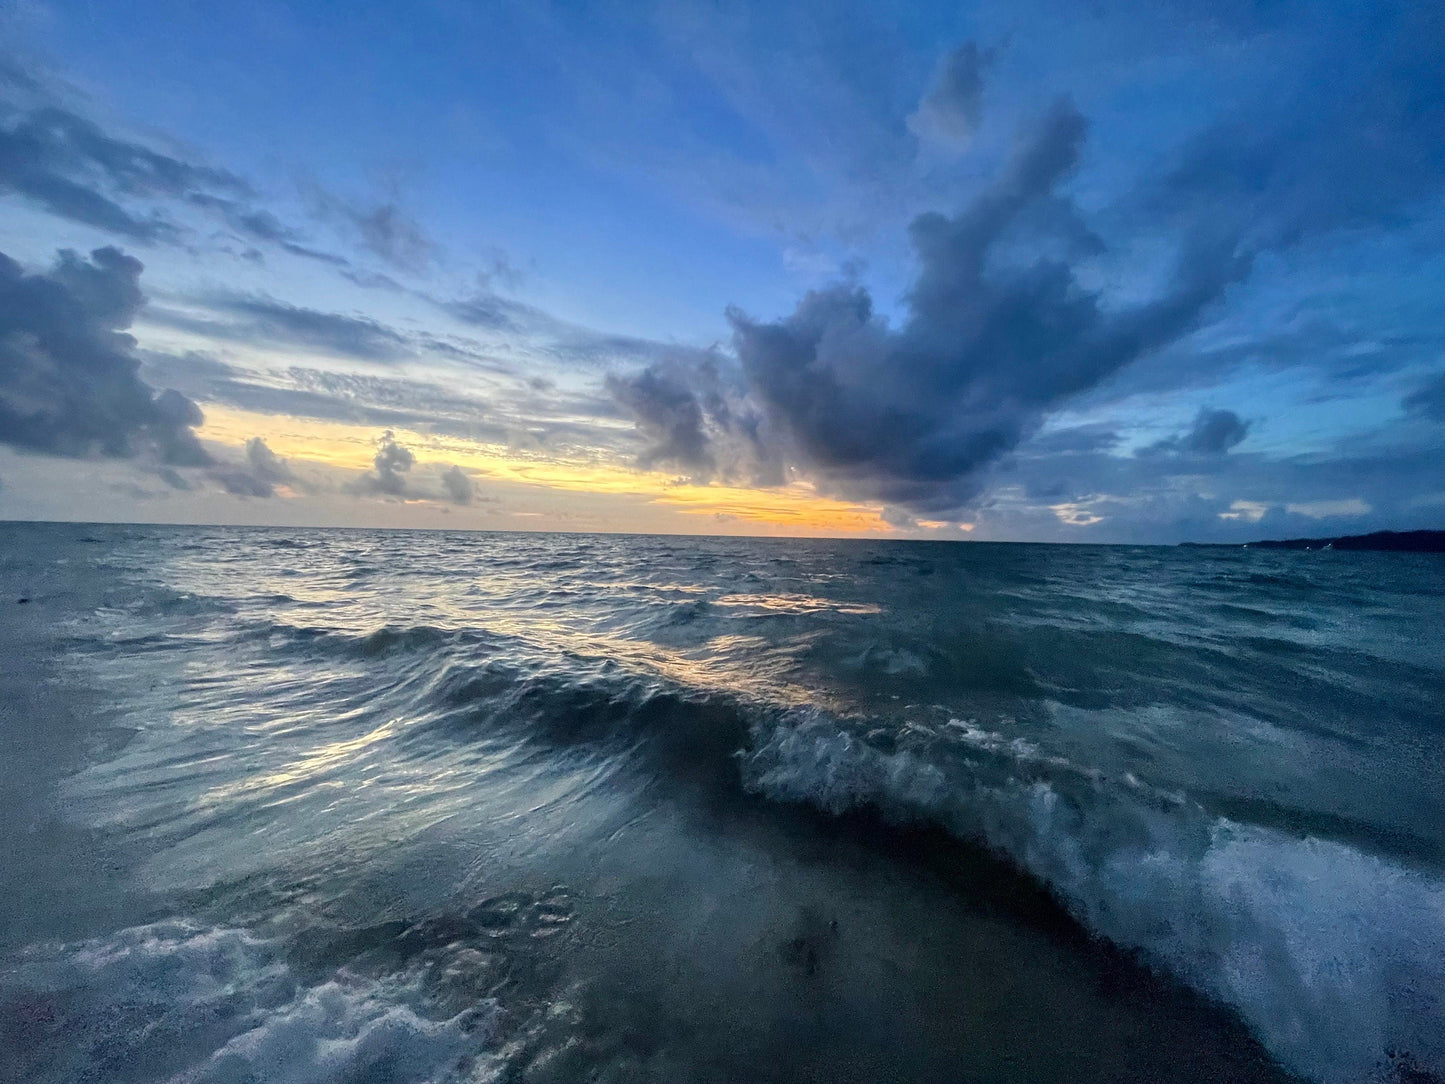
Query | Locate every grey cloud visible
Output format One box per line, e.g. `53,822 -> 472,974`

138,348 -> 626,457
607,354 -> 783,487
1140,408 -> 1250,457
442,293 -> 525,332
341,268 -> 406,292
606,365 -> 714,475
1403,372 -> 1445,422
440,464 -> 474,504
348,203 -> 433,272
305,186 -> 435,272
0,105 -> 251,243
158,295 -> 413,363
246,436 -> 294,484
213,435 -> 295,498
988,429 -> 1443,543
213,436 -> 295,495
907,43 -> 991,152
0,246 -> 210,465
0,79 -> 367,272
352,429 -> 416,497
214,470 -> 274,498
1027,425 -> 1122,455
715,100 -> 1247,516
157,467 -> 190,490
475,251 -> 524,292
440,288 -> 691,372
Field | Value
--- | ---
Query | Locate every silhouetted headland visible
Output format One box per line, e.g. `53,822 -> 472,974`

1182,529 -> 1445,553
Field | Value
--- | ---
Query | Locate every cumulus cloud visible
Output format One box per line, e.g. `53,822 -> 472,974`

607,355 -> 782,487
214,437 -> 295,498
439,464 -> 474,504
1139,408 -> 1250,457
606,364 -> 714,475
907,42 -> 991,153
352,429 -> 416,497
649,99 -> 1249,518
0,245 -> 210,464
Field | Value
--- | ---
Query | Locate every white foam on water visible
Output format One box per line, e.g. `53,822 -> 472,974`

3,920 -> 500,1084
743,710 -> 1445,1083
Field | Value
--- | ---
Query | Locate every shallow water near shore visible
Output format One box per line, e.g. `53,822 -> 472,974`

2,522 -> 1442,1083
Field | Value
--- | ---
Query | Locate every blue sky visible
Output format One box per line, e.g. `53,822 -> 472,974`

1,0 -> 1442,540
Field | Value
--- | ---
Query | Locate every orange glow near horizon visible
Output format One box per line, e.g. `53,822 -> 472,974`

197,404 -> 899,535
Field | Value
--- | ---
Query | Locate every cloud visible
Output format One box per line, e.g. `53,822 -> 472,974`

606,364 -> 714,475
1139,408 -> 1250,457
347,202 -> 433,272
439,464 -> 474,504
0,245 -> 210,464
352,429 -> 415,497
213,436 -> 295,498
608,354 -> 783,487
305,186 -> 435,272
709,100 -> 1247,516
907,43 -> 991,153
245,436 -> 294,484
0,105 -> 250,242
0,77 -> 371,272
1403,372 -> 1445,422
156,294 -> 414,363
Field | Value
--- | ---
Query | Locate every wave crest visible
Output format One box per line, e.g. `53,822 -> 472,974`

741,710 -> 1445,1084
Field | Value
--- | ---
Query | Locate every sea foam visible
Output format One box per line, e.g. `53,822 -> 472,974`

742,710 -> 1445,1083
2,921 -> 497,1084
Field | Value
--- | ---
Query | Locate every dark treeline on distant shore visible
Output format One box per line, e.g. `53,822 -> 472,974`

1182,529 -> 1445,553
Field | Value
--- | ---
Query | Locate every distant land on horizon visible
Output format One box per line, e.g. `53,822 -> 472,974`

1182,529 -> 1445,553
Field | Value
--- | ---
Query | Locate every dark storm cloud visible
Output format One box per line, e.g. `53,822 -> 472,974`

1403,372 -> 1445,423
608,99 -> 1250,512
1140,408 -> 1250,457
0,246 -> 210,464
610,10 -> 1445,520
719,100 -> 1249,515
605,365 -> 713,474
606,354 -> 782,486
0,105 -> 251,243
907,42 -> 991,152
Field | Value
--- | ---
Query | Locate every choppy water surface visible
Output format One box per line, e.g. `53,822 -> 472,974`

2,523 -> 1442,1083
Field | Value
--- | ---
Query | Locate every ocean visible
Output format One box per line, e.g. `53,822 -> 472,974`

1,522 -> 1442,1084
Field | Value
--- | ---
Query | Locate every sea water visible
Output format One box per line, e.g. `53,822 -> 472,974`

2,523 -> 1442,1083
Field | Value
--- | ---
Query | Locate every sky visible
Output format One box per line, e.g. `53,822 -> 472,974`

0,0 -> 1442,542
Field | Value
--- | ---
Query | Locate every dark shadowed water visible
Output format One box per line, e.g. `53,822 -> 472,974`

2,522 -> 1442,1083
